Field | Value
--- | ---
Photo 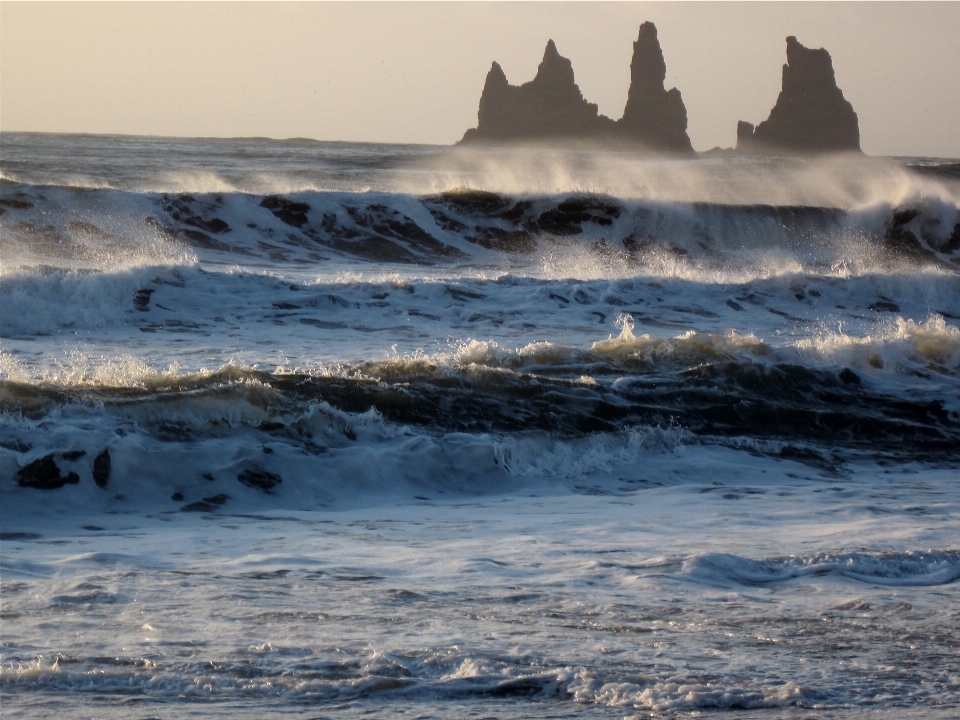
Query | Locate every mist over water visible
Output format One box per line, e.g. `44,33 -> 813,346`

2,133 -> 959,718
3,132 -> 958,202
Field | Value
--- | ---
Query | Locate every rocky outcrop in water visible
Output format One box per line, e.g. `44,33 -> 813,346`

617,22 -> 693,153
93,448 -> 111,487
460,40 -> 615,145
460,24 -> 692,153
17,454 -> 80,489
737,36 -> 860,154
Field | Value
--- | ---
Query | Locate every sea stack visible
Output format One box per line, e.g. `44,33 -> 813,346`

459,24 -> 692,153
737,36 -> 860,154
460,40 -> 615,145
617,22 -> 693,153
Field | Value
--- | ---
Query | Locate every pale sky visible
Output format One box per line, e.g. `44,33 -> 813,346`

2,2 -> 959,157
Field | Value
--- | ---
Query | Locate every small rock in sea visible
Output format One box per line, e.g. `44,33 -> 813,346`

0,439 -> 31,453
134,288 -> 154,311
839,368 -> 862,385
93,449 -> 111,488
181,494 -> 229,512
17,455 -> 80,489
260,196 -> 310,228
0,532 -> 42,541
238,468 -> 282,492
171,492 -> 184,501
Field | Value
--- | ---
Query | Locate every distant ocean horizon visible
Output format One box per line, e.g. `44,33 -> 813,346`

6,128 -> 960,157
2,130 -> 959,718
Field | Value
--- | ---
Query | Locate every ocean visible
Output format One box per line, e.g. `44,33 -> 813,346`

1,132 -> 959,719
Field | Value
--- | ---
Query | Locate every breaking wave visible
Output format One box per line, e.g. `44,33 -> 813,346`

682,550 -> 960,588
3,181 -> 959,272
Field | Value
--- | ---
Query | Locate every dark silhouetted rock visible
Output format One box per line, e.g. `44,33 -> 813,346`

459,27 -> 693,153
181,494 -> 229,513
238,468 -> 282,493
946,224 -> 960,254
737,36 -> 860,154
134,288 -> 154,311
93,449 -> 111,488
261,196 -> 310,228
839,368 -> 862,385
461,40 -> 616,145
617,22 -> 693,153
17,455 -> 80,489
0,532 -> 42,540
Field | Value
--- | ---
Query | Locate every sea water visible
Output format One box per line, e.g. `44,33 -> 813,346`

2,133 -> 959,718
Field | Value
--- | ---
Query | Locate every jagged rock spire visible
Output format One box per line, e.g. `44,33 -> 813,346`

460,24 -> 692,153
737,36 -> 860,154
476,62 -> 510,132
618,22 -> 693,153
465,39 -> 608,142
533,40 -> 576,90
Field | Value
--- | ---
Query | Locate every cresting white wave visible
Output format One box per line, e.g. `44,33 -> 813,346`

0,390 -> 685,505
3,311 -> 959,389
795,314 -> 960,373
435,312 -> 960,378
683,550 -> 960,587
3,182 -> 959,273
0,658 -> 817,711
0,266 -> 184,336
3,257 -> 960,381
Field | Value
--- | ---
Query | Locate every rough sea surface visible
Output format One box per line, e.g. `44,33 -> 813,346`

2,132 -> 959,719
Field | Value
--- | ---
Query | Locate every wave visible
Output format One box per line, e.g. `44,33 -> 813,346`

682,550 -> 960,588
3,181 -> 959,272
4,327 -> 958,459
0,655 -> 817,712
0,642 -> 820,714
795,314 -> 960,373
0,265 -> 188,336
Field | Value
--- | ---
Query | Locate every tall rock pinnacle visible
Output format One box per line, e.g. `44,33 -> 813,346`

737,36 -> 860,154
459,26 -> 691,153
618,22 -> 693,153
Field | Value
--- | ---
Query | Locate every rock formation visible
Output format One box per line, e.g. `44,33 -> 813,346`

617,22 -> 693,153
460,25 -> 692,154
460,40 -> 615,145
737,36 -> 860,154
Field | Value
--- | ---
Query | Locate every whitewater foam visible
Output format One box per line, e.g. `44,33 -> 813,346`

794,314 -> 960,373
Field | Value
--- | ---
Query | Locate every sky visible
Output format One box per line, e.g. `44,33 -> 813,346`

2,2 -> 959,157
